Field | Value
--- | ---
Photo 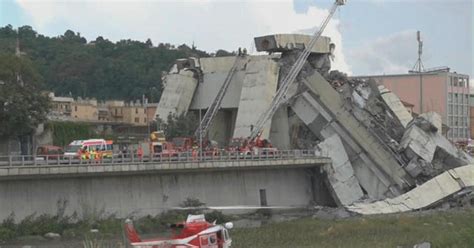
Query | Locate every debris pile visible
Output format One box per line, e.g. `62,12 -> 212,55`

297,64 -> 474,213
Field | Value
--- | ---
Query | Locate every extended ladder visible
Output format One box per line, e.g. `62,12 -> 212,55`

194,56 -> 241,139
249,0 -> 346,140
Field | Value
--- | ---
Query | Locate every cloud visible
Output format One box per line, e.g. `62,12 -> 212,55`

15,0 -> 351,73
348,30 -> 419,75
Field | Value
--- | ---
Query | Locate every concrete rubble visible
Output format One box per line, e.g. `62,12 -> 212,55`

346,164 -> 474,215
156,33 -> 474,213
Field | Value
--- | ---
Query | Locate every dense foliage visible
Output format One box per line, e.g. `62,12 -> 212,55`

0,25 -> 227,101
0,53 -> 51,138
46,121 -> 94,146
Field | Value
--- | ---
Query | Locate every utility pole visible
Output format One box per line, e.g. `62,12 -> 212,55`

412,31 -> 425,114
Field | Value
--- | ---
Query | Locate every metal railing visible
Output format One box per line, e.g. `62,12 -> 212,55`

0,150 -> 323,168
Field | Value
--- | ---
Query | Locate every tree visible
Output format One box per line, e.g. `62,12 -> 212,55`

145,38 -> 153,48
215,49 -> 235,57
161,112 -> 199,140
0,53 -> 51,138
0,25 -> 216,101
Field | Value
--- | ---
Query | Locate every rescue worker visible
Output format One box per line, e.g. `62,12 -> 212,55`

95,148 -> 101,164
137,145 -> 143,161
90,148 -> 96,162
192,144 -> 198,160
81,147 -> 89,160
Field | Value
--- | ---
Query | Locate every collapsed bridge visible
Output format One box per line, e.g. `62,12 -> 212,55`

156,33 -> 474,211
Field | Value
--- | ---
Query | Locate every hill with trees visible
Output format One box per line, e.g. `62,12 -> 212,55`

0,25 -> 230,102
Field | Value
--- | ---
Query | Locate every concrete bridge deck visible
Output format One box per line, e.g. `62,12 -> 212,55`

0,151 -> 333,220
0,151 -> 331,180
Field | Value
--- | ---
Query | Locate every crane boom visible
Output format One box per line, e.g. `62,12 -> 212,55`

194,56 -> 241,139
249,0 -> 346,140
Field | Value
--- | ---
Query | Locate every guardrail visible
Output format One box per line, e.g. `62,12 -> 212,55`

0,150 -> 322,167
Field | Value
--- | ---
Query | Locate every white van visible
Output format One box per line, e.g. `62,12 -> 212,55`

64,139 -> 107,158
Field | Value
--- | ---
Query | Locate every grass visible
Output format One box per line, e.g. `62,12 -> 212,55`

231,208 -> 474,248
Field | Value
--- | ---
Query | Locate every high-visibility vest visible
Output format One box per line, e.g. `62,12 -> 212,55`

83,151 -> 90,160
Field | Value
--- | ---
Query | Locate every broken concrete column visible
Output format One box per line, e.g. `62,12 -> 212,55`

300,71 -> 414,191
269,107 -> 291,149
233,58 -> 279,139
155,70 -> 198,121
290,91 -> 395,200
318,134 -> 364,206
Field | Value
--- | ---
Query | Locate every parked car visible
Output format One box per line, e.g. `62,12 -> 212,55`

36,145 -> 64,160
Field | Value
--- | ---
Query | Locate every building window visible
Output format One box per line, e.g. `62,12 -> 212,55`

448,93 -> 452,103
135,108 -> 138,114
134,117 -> 139,123
144,108 -> 146,114
144,118 -> 147,123
453,77 -> 458,86
75,106 -> 77,111
115,109 -> 117,115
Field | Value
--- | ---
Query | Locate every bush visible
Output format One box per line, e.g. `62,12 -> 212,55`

0,227 -> 16,241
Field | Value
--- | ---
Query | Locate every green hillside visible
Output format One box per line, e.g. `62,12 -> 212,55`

0,25 -> 215,101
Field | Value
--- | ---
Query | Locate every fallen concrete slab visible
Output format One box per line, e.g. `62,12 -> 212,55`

346,164 -> 474,215
318,134 -> 364,206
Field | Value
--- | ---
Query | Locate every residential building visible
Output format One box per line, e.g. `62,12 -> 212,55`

355,69 -> 470,142
71,98 -> 98,121
48,92 -> 73,118
122,101 -> 148,125
102,100 -> 125,122
49,93 -> 157,126
145,103 -> 159,123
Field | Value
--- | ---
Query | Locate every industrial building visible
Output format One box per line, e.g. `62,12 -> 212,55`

356,69 -> 471,142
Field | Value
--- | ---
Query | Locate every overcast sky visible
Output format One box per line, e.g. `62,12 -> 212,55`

1,0 -> 472,79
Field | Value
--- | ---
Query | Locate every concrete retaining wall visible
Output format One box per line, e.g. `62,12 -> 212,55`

0,165 -> 328,221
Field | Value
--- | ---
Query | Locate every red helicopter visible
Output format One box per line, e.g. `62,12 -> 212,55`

125,214 -> 233,248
